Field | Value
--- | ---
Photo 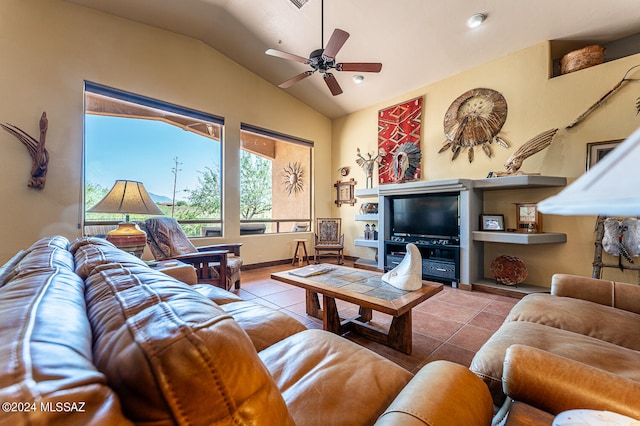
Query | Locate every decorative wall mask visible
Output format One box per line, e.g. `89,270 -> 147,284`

439,88 -> 509,163
282,161 -> 304,196
1,111 -> 49,189
378,97 -> 423,184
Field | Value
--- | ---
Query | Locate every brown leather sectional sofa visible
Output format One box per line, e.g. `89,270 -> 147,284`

471,273 -> 640,423
0,236 -> 494,425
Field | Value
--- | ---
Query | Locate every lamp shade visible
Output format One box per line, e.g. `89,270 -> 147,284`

87,180 -> 163,258
538,125 -> 640,216
88,180 -> 163,217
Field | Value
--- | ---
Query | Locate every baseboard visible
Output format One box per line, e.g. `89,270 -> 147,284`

242,255 -> 359,270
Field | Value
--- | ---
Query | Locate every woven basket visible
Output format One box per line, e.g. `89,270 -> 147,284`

560,45 -> 605,75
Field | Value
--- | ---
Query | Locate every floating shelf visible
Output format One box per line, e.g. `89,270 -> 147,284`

473,231 -> 567,244
472,279 -> 550,299
354,238 -> 379,248
355,214 -> 378,221
473,175 -> 567,190
355,188 -> 378,198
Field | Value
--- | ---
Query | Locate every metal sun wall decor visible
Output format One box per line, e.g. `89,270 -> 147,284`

1,111 -> 50,189
282,161 -> 304,196
377,97 -> 423,184
439,88 -> 509,163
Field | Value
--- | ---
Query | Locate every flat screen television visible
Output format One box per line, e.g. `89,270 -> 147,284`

390,193 -> 459,239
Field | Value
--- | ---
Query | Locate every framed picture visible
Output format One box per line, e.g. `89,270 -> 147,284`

586,140 -> 623,170
480,214 -> 505,231
334,178 -> 357,207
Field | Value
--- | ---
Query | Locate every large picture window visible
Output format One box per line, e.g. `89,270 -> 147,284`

83,82 -> 223,237
239,124 -> 312,234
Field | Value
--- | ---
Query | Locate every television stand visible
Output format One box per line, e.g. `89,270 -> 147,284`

384,239 -> 460,287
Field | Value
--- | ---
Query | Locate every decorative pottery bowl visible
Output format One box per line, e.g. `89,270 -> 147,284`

359,203 -> 378,215
490,255 -> 528,286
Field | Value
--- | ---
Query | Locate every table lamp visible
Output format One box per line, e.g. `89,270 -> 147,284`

88,180 -> 163,257
538,125 -> 640,216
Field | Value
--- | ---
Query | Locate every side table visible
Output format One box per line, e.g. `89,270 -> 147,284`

292,239 -> 310,266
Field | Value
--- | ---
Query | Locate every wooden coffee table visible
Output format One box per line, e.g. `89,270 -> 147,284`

271,265 -> 443,354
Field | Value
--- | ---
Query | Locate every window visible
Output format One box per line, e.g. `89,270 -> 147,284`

83,82 -> 223,237
239,124 -> 312,234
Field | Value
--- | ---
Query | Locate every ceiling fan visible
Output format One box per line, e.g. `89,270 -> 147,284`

265,1 -> 382,96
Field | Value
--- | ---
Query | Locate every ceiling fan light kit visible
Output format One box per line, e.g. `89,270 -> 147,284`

265,1 -> 382,96
467,13 -> 486,28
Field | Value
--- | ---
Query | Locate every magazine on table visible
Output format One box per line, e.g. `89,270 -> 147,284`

289,264 -> 336,278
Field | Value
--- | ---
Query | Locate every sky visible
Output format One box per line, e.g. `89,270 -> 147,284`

85,115 -> 220,202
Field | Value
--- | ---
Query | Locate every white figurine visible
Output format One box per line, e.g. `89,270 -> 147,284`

382,243 -> 423,291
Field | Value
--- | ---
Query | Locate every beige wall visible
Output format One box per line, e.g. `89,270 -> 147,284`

0,0 -> 330,264
333,42 -> 640,286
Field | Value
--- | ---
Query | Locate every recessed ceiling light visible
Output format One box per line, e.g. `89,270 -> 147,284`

353,75 -> 364,84
467,13 -> 486,29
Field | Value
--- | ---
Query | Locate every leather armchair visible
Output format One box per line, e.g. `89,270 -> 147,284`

142,217 -> 243,290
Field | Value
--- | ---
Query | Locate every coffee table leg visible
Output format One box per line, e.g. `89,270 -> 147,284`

323,295 -> 341,334
306,290 -> 322,319
388,311 -> 412,355
358,307 -> 372,323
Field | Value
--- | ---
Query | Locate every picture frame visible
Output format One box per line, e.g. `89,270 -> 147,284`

480,214 -> 505,231
334,178 -> 357,207
586,140 -> 623,170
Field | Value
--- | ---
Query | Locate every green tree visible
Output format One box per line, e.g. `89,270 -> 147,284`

240,151 -> 272,219
186,165 -> 221,217
85,181 -> 109,210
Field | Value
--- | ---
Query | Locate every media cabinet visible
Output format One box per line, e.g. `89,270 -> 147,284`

355,175 -> 567,294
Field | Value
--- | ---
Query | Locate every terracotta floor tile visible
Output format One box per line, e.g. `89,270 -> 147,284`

469,311 -> 507,333
414,299 -> 479,323
426,343 -> 476,367
412,311 -> 464,342
448,325 -> 496,352
261,287 -> 306,307
242,280 -> 291,297
483,298 -> 519,316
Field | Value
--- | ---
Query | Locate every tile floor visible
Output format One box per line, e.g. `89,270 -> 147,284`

237,261 -> 518,374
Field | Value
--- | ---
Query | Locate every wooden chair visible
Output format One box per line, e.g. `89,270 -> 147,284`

314,218 -> 344,264
141,217 -> 243,290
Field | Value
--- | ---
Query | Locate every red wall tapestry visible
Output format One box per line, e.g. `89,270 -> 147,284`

377,97 -> 423,184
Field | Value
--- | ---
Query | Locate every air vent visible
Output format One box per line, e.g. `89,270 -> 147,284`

290,0 -> 309,9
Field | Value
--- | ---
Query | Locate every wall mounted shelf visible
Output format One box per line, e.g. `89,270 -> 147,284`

354,238 -> 378,248
472,231 -> 567,244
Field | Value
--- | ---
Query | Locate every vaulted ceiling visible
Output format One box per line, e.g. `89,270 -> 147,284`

66,0 -> 640,119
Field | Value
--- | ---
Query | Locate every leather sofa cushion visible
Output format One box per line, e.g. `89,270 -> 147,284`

260,329 -> 412,426
376,360 -> 494,426
221,301 -> 307,351
71,237 -> 147,279
84,261 -> 294,425
507,293 -> 640,351
0,237 -> 130,425
470,320 -> 640,405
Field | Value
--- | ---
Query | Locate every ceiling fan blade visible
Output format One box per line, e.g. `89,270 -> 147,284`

323,73 -> 343,96
336,62 -> 383,73
322,28 -> 349,60
265,48 -> 309,64
279,71 -> 314,88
